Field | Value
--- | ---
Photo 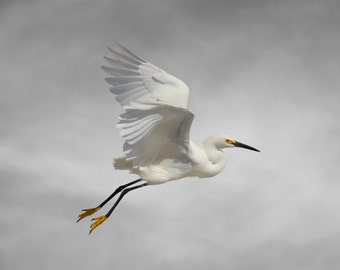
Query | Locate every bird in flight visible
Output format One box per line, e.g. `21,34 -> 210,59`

77,42 -> 260,234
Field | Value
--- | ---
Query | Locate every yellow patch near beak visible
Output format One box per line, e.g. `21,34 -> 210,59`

226,139 -> 236,144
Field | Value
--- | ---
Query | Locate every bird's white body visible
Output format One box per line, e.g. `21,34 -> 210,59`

78,42 -> 259,233
101,43 -> 259,185
114,135 -> 228,184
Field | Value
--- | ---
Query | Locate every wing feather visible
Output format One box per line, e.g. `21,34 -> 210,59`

117,106 -> 194,167
103,57 -> 138,70
103,43 -> 193,167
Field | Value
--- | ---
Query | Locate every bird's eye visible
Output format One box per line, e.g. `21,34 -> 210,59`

226,139 -> 235,144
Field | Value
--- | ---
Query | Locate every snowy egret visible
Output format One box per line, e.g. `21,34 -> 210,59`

77,42 -> 260,233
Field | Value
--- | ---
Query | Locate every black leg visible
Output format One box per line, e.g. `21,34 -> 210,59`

77,178 -> 142,223
105,182 -> 148,218
89,182 -> 148,234
99,178 -> 142,208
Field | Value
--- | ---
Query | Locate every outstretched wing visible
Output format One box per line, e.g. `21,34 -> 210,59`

102,42 -> 189,109
102,42 -> 194,167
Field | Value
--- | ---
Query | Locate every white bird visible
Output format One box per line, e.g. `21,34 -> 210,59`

77,42 -> 260,233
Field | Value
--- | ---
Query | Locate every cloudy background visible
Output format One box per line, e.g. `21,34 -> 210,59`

1,0 -> 340,269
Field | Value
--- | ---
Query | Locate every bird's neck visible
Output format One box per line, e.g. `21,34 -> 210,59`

205,146 -> 226,169
196,140 -> 227,177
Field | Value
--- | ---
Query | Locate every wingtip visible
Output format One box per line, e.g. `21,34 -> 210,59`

101,65 -> 109,71
107,46 -> 116,55
109,39 -> 146,63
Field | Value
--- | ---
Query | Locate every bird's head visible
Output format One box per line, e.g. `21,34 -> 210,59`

203,134 -> 260,152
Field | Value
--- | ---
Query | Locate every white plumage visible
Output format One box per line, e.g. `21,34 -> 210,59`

103,43 -> 193,177
77,42 -> 260,233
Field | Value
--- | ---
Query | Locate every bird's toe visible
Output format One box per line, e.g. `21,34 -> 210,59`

89,216 -> 107,234
77,207 -> 101,222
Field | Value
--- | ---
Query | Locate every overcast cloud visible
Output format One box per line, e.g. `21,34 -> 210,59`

1,0 -> 340,269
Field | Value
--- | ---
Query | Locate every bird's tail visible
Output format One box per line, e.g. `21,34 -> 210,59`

113,157 -> 133,170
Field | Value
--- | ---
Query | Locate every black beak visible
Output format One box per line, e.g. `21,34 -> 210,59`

233,141 -> 260,152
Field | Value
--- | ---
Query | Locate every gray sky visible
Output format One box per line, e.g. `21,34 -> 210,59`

1,0 -> 340,269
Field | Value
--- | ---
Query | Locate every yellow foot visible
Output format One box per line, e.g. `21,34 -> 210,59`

77,207 -> 101,223
89,215 -> 107,234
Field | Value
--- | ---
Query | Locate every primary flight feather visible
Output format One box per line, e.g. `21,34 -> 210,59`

77,42 -> 260,233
